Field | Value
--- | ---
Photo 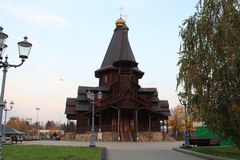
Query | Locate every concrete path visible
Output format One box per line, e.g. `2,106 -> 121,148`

102,142 -> 206,160
22,141 -> 183,150
107,150 -> 205,160
22,141 -> 206,160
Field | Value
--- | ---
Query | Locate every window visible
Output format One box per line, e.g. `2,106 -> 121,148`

120,69 -> 131,75
104,75 -> 107,83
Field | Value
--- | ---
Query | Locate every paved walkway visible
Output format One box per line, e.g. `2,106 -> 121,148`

23,141 -> 206,160
107,150 -> 205,160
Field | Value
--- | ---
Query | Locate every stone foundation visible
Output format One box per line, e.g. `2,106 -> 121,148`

102,132 -> 118,141
64,132 -> 118,141
64,132 -> 174,142
137,132 -> 163,142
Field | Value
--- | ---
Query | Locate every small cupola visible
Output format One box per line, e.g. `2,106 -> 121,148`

115,17 -> 126,27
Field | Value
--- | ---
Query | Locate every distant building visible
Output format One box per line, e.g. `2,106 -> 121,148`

65,17 -> 171,142
0,125 -> 25,135
39,129 -> 64,135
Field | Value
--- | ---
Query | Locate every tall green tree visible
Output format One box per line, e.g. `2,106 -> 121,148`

45,120 -> 57,130
177,0 -> 240,148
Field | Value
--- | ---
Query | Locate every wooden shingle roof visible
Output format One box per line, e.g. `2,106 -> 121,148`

100,24 -> 137,68
95,19 -> 144,78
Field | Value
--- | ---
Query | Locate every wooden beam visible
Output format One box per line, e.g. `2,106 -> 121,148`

100,111 -> 102,129
162,120 -> 165,141
88,114 -> 90,127
110,105 -> 118,110
135,109 -> 138,133
148,112 -> 151,138
167,120 -> 169,133
118,109 -> 121,140
135,109 -> 138,142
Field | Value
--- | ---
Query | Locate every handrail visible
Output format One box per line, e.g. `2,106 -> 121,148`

129,132 -> 133,142
120,130 -> 124,142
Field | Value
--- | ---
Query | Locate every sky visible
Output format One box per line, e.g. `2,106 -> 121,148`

0,0 -> 198,125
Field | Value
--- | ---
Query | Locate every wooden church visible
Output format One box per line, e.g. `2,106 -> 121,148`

65,17 -> 171,142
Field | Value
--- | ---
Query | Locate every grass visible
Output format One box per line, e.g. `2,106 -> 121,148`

191,146 -> 240,160
1,145 -> 101,160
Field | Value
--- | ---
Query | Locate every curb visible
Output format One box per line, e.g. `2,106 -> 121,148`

101,147 -> 107,160
172,147 -> 236,160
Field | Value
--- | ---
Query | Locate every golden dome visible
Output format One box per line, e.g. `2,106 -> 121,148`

115,17 -> 126,27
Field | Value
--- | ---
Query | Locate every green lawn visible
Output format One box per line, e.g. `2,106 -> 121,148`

2,145 -> 101,160
191,146 -> 240,160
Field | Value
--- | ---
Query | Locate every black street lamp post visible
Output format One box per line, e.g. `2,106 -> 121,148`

178,92 -> 191,147
0,26 -> 32,159
86,90 -> 102,147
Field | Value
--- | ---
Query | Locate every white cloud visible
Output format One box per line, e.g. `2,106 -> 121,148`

0,4 -> 71,27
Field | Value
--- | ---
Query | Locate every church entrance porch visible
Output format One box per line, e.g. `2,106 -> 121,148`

120,109 -> 134,132
120,109 -> 135,142
121,118 -> 131,132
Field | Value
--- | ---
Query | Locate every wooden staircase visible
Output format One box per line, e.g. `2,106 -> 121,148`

121,131 -> 133,142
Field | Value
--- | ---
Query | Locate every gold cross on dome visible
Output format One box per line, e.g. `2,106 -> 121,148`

119,7 -> 125,17
123,14 -> 128,20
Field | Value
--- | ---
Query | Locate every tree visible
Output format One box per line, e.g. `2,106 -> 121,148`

169,105 -> 195,140
7,117 -> 38,134
60,123 -> 66,130
45,120 -> 57,130
7,117 -> 27,132
177,0 -> 240,148
169,105 -> 185,139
